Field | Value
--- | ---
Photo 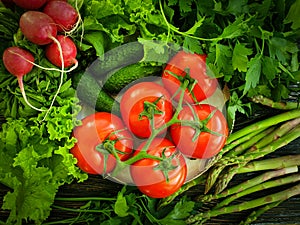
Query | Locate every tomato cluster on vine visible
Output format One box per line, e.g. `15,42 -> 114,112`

71,51 -> 229,198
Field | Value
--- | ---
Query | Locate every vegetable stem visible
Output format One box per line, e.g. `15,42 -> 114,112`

239,201 -> 283,225
251,95 -> 300,110
215,124 -> 300,193
187,183 -> 300,224
55,197 -> 117,201
226,109 -> 300,144
237,154 -> 300,173
202,166 -> 298,203
215,171 -> 300,209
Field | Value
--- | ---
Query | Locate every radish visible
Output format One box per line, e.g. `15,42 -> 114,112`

19,11 -> 57,45
2,46 -> 45,112
45,35 -> 78,68
13,0 -> 47,9
43,0 -> 79,32
19,11 -> 79,120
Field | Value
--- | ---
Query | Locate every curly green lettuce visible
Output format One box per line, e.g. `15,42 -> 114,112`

0,98 -> 87,225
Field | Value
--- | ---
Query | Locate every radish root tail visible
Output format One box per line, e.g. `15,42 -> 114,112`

17,77 -> 46,112
65,0 -> 82,36
42,36 -> 65,121
42,36 -> 78,121
8,48 -> 78,119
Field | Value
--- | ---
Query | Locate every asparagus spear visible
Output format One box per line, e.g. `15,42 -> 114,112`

247,117 -> 300,152
221,127 -> 267,155
215,172 -> 300,209
205,164 -> 228,194
206,111 -> 300,193
239,201 -> 283,225
226,109 -> 300,144
205,126 -> 275,193
224,126 -> 276,157
186,183 -> 300,224
241,125 -> 300,161
201,166 -> 298,203
237,154 -> 300,173
215,125 -> 300,193
251,95 -> 300,110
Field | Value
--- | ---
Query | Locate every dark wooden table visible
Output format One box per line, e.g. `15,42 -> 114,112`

1,112 -> 300,224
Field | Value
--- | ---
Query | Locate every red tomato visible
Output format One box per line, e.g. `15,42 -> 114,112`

130,138 -> 187,198
120,82 -> 173,138
162,51 -> 218,103
170,104 -> 228,159
70,112 -> 133,175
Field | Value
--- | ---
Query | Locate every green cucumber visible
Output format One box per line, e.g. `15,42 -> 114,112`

72,71 -> 120,114
103,63 -> 162,93
87,42 -> 144,78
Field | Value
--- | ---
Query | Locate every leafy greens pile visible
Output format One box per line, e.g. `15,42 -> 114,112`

0,0 -> 299,224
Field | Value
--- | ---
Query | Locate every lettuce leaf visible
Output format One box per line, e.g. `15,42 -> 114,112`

0,98 -> 87,225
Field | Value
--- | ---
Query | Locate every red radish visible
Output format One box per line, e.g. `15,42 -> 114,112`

3,46 -> 45,111
45,35 -> 78,68
19,11 -> 57,45
19,11 -> 77,120
43,0 -> 78,32
13,0 -> 46,9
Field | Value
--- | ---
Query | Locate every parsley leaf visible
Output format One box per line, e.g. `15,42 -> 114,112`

261,56 -> 278,81
168,0 -> 193,14
232,43 -> 253,72
284,0 -> 300,29
244,54 -> 262,95
183,36 -> 203,54
218,16 -> 248,40
159,197 -> 195,225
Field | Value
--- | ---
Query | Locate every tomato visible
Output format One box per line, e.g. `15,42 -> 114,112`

130,138 -> 187,198
162,51 -> 218,103
120,82 -> 173,138
170,104 -> 228,159
70,112 -> 133,175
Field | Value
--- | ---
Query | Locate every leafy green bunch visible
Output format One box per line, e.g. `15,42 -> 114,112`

0,98 -> 87,225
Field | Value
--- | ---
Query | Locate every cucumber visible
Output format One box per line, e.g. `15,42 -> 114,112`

103,63 -> 162,94
87,42 -> 144,78
72,71 -> 120,114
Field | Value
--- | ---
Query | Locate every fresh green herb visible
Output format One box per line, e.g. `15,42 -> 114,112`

0,99 -> 87,225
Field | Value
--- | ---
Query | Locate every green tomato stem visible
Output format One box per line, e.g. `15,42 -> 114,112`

137,79 -> 190,153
